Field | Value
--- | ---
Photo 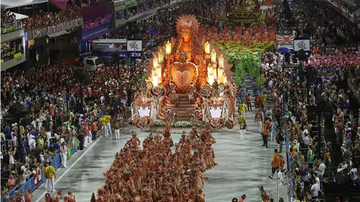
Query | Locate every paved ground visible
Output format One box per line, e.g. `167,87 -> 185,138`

32,104 -> 289,202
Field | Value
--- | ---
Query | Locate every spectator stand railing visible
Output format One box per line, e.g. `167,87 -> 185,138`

1,21 -> 23,34
27,17 -> 83,40
1,138 -> 80,202
348,79 -> 360,104
285,129 -> 294,202
114,0 -> 136,7
283,96 -> 294,202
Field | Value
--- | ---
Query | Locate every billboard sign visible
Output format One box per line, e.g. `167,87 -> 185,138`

127,39 -> 142,58
293,38 -> 311,52
126,39 -> 142,52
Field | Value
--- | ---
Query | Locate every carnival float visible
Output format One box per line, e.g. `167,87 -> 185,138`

130,14 -> 237,130
201,0 -> 277,102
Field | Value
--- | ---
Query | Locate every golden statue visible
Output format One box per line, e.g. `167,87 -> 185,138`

160,14 -> 206,93
133,14 -> 237,130
220,0 -> 265,30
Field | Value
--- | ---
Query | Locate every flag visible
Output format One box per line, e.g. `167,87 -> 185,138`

32,167 -> 42,185
276,35 -> 295,44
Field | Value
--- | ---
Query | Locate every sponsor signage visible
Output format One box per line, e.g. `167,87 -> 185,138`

293,38 -> 311,52
126,39 -> 142,52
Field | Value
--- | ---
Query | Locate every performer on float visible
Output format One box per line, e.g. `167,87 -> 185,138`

188,82 -> 196,103
238,115 -> 247,140
169,90 -> 178,103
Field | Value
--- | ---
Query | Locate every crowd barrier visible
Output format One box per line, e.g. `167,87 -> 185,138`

1,53 -> 23,64
1,21 -> 23,34
348,79 -> 360,103
285,130 -> 294,202
1,138 -> 80,202
26,17 -> 83,40
282,90 -> 294,202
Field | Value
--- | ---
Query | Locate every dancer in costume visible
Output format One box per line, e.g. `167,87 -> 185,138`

270,119 -> 278,142
238,115 -> 247,140
254,109 -> 264,132
238,101 -> 246,115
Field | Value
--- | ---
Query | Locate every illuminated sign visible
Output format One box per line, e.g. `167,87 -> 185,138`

126,40 -> 142,51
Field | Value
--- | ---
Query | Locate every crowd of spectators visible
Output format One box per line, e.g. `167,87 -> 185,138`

66,0 -> 99,9
1,0 -> 359,201
82,17 -> 108,30
1,41 -> 24,61
1,9 -> 16,28
22,9 -> 81,32
293,0 -> 357,47
0,59 -> 146,199
349,67 -> 360,101
96,1 -> 219,58
137,1 -> 161,14
274,0 -> 360,201
261,55 -> 359,202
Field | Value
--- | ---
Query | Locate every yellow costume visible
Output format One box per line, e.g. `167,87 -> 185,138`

238,103 -> 246,113
261,94 -> 268,103
45,165 -> 55,179
99,117 -> 106,126
237,115 -> 244,122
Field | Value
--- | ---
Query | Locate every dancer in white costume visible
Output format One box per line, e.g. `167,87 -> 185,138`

60,142 -> 67,168
113,114 -> 122,140
270,120 -> 278,142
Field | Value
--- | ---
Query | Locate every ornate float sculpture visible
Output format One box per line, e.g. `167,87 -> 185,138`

131,15 -> 237,130
219,0 -> 274,29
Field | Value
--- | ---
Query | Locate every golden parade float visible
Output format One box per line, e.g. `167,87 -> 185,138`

219,0 -> 275,30
130,14 -> 237,130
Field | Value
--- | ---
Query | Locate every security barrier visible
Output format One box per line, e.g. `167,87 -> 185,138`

27,17 -> 83,40
1,143 -> 79,202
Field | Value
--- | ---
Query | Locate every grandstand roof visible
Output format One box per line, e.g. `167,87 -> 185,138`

1,0 -> 47,9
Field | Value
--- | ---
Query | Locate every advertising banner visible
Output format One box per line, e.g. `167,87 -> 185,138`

127,40 -> 142,52
67,137 -> 79,159
294,38 -> 311,52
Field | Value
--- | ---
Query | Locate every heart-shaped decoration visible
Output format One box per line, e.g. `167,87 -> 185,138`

173,70 -> 191,88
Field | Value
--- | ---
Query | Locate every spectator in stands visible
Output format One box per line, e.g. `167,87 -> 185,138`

348,165 -> 360,187
7,174 -> 16,190
8,147 -> 15,170
303,133 -> 310,147
83,17 -> 108,30
67,0 -> 73,9
301,159 -> 309,182
310,178 -> 320,200
1,9 -> 16,28
75,0 -> 82,8
317,159 -> 326,180
323,148 -> 331,170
